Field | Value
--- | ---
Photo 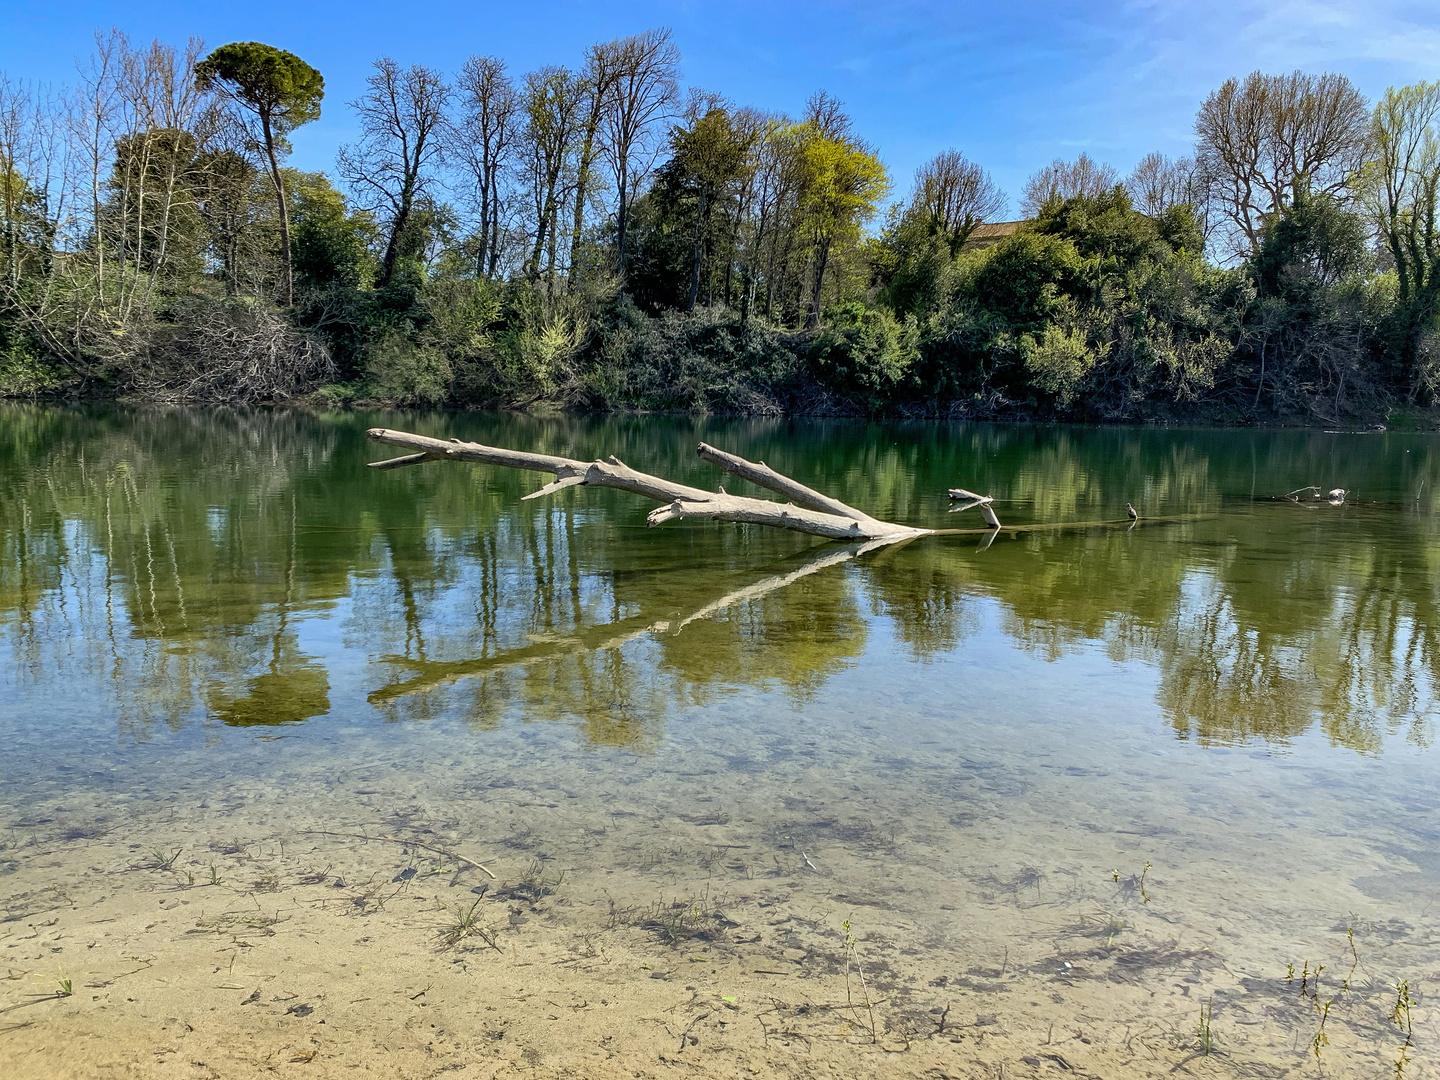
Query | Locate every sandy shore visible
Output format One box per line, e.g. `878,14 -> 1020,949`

4,737 -> 1434,1080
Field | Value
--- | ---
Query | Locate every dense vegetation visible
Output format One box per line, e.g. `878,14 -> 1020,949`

2,31 -> 1439,423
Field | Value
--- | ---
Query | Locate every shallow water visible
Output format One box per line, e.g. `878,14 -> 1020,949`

2,404 -> 1438,1077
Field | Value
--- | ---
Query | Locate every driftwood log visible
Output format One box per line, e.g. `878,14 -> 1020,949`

367,428 -> 929,542
363,428 -> 1202,701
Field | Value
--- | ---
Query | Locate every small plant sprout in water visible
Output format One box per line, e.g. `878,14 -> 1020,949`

439,897 -> 500,952
1391,978 -> 1416,1078
1110,860 -> 1153,904
1391,978 -> 1415,1038
1339,927 -> 1359,995
147,846 -> 182,871
1291,960 -> 1325,1000
1311,998 -> 1332,1059
57,973 -> 72,997
1196,997 -> 1214,1055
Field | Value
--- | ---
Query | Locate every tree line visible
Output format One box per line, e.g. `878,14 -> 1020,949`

1,30 -> 1438,422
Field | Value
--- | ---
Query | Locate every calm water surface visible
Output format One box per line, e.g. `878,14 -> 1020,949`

3,404 -> 1438,1072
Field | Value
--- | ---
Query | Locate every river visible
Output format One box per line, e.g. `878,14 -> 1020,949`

2,404 -> 1436,1077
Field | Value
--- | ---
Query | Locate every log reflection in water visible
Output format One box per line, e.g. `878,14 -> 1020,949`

368,534 -> 916,703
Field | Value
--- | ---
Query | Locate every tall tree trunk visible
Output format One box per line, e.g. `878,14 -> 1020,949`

488,177 -> 502,278
262,112 -> 294,306
807,235 -> 831,329
380,180 -> 418,288
686,190 -> 709,313
568,120 -> 600,287
476,170 -> 491,278
615,166 -> 631,276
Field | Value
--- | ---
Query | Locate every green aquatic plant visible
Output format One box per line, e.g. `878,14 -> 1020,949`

1391,978 -> 1414,1037
146,847 -> 183,871
1311,998 -> 1332,1059
1196,997 -> 1214,1054
439,897 -> 500,951
1292,960 -> 1324,1000
1339,927 -> 1358,995
1110,860 -> 1153,904
1391,978 -> 1415,1078
56,974 -> 72,997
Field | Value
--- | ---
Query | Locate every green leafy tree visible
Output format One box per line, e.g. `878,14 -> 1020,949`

1360,81 -> 1440,399
289,171 -> 375,292
663,106 -> 753,313
794,124 -> 888,326
196,42 -> 324,306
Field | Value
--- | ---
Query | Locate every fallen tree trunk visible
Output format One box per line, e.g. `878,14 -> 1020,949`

366,428 -> 928,542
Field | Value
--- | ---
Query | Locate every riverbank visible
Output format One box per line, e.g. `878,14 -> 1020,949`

4,383 -> 1435,431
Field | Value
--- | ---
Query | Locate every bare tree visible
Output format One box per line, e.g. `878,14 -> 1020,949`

1196,70 -> 1368,255
1126,152 -> 1199,214
600,28 -> 679,277
452,55 -> 517,279
70,30 -> 124,306
0,76 -> 63,295
110,36 -> 211,313
1020,153 -> 1119,215
565,39 -> 626,285
1359,81 -> 1440,397
339,58 -> 450,287
908,149 -> 1006,255
804,90 -> 851,140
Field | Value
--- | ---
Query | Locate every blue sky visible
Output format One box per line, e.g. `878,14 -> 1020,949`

3,0 -> 1437,215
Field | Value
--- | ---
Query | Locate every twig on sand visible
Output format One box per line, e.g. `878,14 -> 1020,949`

305,830 -> 495,879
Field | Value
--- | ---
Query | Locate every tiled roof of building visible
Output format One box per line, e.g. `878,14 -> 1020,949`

962,220 -> 1027,251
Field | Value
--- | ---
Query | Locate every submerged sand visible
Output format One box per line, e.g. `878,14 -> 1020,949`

3,708 -> 1435,1080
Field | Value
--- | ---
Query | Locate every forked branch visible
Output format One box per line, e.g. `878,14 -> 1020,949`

366,428 -> 928,541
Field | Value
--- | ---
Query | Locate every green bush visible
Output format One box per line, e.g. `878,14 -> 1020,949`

361,331 -> 453,406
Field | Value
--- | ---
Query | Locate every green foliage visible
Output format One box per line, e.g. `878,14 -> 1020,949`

361,330 -> 452,406
966,230 -> 1088,333
4,35 -> 1435,422
809,302 -> 920,409
0,338 -> 66,396
290,171 -> 375,291
195,43 -> 324,133
1253,185 -> 1370,302
1023,319 -> 1100,406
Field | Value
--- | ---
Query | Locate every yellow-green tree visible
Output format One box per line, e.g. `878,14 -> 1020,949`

794,125 -> 887,326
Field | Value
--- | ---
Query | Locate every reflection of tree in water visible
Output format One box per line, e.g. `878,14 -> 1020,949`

1157,512 -> 1440,750
860,544 -> 982,660
3,403 -> 1439,753
209,636 -> 330,727
651,566 -> 866,703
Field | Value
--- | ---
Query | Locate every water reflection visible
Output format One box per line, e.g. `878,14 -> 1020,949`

2,404 -> 1437,753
